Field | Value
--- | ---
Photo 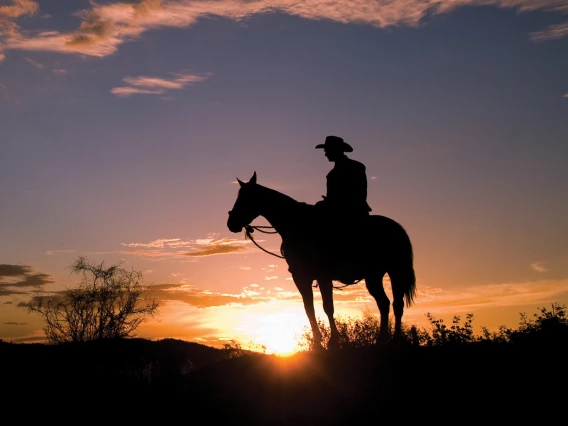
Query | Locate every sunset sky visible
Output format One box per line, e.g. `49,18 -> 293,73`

1,0 -> 567,355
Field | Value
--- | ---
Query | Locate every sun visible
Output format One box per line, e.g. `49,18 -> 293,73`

250,312 -> 306,357
257,330 -> 300,357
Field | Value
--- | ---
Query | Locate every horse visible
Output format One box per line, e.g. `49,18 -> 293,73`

227,172 -> 416,350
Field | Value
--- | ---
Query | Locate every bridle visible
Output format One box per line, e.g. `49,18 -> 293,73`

228,210 -> 285,259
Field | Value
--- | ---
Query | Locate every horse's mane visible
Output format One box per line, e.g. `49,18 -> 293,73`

255,183 -> 314,212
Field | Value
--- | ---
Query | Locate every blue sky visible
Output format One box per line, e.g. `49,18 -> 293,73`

1,0 -> 567,353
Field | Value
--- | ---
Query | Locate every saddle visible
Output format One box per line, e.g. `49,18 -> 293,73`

315,214 -> 369,284
285,204 -> 369,284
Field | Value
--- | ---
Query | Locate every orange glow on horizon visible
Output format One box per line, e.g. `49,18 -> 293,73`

245,312 -> 308,356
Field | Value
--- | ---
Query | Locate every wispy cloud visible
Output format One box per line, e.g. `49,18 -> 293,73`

0,263 -> 54,297
121,235 -> 251,259
110,87 -> 164,96
148,275 -> 568,319
122,238 -> 188,248
0,0 -> 39,58
111,72 -> 210,97
149,283 -> 274,308
45,249 -> 76,256
531,262 -> 549,273
46,236 -> 252,263
24,56 -> 43,68
182,244 -> 248,257
124,74 -> 208,89
183,236 -> 252,257
2,0 -> 568,60
531,20 -> 568,42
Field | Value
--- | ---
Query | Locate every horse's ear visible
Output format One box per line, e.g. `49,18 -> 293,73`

250,171 -> 257,184
237,178 -> 245,187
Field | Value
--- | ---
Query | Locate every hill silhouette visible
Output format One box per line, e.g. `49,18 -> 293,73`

2,336 -> 565,423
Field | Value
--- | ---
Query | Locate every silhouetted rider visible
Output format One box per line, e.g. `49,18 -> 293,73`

315,135 -> 372,222
313,135 -> 372,276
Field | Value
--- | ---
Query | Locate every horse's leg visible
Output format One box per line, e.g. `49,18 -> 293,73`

318,278 -> 340,350
293,273 -> 322,350
389,270 -> 407,339
365,273 -> 391,343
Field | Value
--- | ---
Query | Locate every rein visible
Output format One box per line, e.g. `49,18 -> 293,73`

244,225 -> 285,259
243,224 -> 360,287
243,225 -> 362,288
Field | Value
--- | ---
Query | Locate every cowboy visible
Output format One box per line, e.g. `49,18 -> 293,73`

314,135 -> 372,275
315,135 -> 372,221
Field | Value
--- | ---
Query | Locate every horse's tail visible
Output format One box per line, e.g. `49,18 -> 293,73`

402,234 -> 417,308
379,216 -> 417,308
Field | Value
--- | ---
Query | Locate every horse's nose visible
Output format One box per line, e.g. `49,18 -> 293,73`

227,216 -> 242,233
228,223 -> 242,233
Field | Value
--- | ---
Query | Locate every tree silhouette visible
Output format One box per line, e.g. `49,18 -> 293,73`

20,256 -> 159,344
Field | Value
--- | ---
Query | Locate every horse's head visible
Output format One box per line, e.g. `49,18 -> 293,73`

227,171 -> 261,233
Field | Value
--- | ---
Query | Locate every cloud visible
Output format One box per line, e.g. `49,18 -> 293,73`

0,264 -> 54,297
118,249 -> 182,260
182,244 -> 249,257
149,283 -> 271,308
0,264 -> 32,277
24,56 -> 43,68
531,262 -> 549,273
111,72 -> 210,97
530,19 -> 568,42
124,74 -> 208,89
44,236 -> 252,262
5,273 -> 54,288
0,0 -> 38,19
45,249 -> 76,256
2,0 -> 568,60
0,0 -> 39,58
124,76 -> 183,89
0,287 -> 28,297
122,238 -> 187,248
121,236 -> 251,259
110,86 -> 165,97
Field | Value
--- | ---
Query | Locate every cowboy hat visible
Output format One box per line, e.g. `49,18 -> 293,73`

315,135 -> 353,152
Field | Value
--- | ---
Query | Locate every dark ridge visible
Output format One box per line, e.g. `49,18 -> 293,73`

1,338 -> 565,423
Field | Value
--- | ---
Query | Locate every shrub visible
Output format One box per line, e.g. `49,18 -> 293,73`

507,303 -> 568,345
19,256 -> 159,344
295,302 -> 568,350
425,313 -> 475,345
